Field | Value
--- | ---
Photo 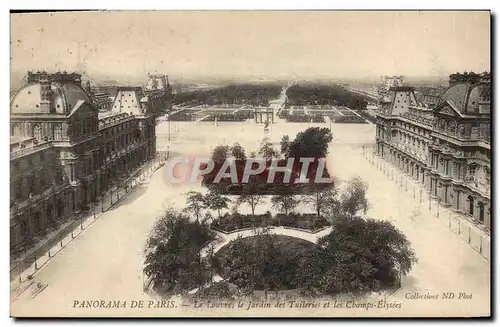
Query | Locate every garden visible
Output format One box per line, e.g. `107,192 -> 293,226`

167,110 -> 194,121
285,83 -> 370,110
333,115 -> 369,124
201,112 -> 253,122
142,126 -> 418,301
144,206 -> 417,299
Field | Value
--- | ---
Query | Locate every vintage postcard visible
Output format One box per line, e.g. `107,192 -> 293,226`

9,10 -> 491,318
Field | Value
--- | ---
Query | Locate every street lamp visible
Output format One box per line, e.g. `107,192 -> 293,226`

437,197 -> 441,218
168,116 -> 171,141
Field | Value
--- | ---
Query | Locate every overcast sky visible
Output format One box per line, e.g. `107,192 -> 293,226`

10,11 -> 491,80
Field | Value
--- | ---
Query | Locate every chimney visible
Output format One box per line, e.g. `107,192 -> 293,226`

39,72 -> 53,113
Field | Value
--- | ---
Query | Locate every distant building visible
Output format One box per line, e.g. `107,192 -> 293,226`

414,86 -> 447,109
378,76 -> 404,96
142,74 -> 173,117
375,82 -> 491,229
10,71 -> 156,251
109,74 -> 173,118
87,84 -> 113,111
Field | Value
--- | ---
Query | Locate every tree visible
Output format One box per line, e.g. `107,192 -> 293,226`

219,233 -> 322,292
271,187 -> 299,217
236,178 -> 266,217
212,145 -> 230,162
204,189 -> 231,218
184,191 -> 206,221
258,137 -> 279,158
303,184 -> 338,219
448,71 -> 489,85
280,135 -> 291,157
191,280 -> 237,301
317,216 -> 418,295
230,142 -> 247,160
143,208 -> 215,296
339,176 -> 370,218
288,127 -> 333,159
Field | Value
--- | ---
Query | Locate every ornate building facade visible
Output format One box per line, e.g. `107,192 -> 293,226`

375,82 -> 491,229
10,71 -> 157,251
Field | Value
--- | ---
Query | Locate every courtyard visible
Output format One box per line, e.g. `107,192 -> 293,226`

10,119 -> 490,317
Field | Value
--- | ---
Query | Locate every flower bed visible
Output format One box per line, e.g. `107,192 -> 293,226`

210,212 -> 274,232
167,111 -> 193,121
333,116 -> 368,124
275,213 -> 330,230
285,113 -> 325,123
286,115 -> 311,123
210,212 -> 330,233
201,113 -> 251,122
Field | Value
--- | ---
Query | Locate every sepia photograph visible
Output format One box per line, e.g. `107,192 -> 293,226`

8,10 -> 491,318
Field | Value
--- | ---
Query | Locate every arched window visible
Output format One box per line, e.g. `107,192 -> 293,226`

39,172 -> 46,190
478,202 -> 485,223
11,123 -> 19,136
53,124 -> 62,140
56,199 -> 64,219
467,195 -> 474,216
32,124 -> 42,140
19,220 -> 28,242
46,204 -> 54,225
27,174 -> 35,195
33,212 -> 42,233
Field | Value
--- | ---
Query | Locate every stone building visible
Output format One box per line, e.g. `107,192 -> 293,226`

10,71 -> 157,251
375,81 -> 491,229
85,83 -> 114,111
10,137 -> 72,250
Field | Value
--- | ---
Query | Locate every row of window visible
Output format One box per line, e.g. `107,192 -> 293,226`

11,169 -> 63,200
101,120 -> 136,139
103,132 -> 138,158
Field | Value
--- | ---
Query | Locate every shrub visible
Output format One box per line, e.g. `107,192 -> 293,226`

143,209 -> 216,296
318,216 -> 418,295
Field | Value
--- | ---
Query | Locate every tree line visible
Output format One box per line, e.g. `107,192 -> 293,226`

173,84 -> 282,107
449,71 -> 490,85
286,84 -> 370,110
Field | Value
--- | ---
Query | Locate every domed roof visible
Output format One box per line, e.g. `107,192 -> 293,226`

10,81 -> 91,115
437,82 -> 490,114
